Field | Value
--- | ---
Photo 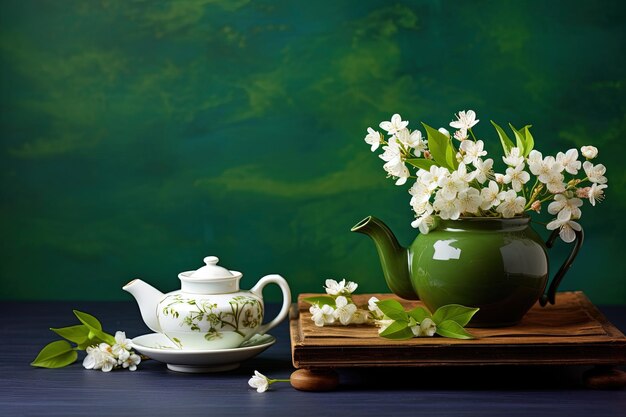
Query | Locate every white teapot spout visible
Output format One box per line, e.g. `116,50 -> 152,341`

123,279 -> 164,333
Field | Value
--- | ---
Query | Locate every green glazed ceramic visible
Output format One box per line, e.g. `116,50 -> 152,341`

352,215 -> 583,327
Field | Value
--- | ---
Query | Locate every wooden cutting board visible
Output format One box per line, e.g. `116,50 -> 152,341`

289,291 -> 626,390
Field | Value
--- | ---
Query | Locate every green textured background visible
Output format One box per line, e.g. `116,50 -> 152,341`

1,0 -> 624,304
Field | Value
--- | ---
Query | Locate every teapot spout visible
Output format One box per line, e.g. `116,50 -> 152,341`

122,279 -> 164,333
351,216 -> 417,300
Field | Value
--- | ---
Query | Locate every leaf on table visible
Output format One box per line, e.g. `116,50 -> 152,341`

432,304 -> 479,327
50,324 -> 89,344
408,306 -> 431,323
435,320 -> 476,340
375,299 -> 409,322
73,310 -> 116,345
31,340 -> 78,368
379,321 -> 414,340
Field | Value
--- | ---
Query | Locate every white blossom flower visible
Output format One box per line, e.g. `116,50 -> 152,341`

494,173 -> 505,184
364,127 -> 381,151
83,343 -> 117,372
248,371 -> 270,393
583,161 -> 607,184
394,129 -> 427,156
502,147 -> 524,167
409,181 -> 432,206
545,173 -> 566,193
581,145 -> 598,159
528,151 -> 563,183
450,110 -> 479,131
496,190 -> 526,218
547,209 -> 582,243
455,187 -> 482,215
480,180 -> 501,210
459,140 -> 487,165
309,304 -> 335,327
411,213 -> 436,234
379,138 -> 410,185
556,149 -> 581,175
437,171 -> 466,201
411,318 -> 437,337
456,162 -> 477,183
433,193 -> 461,220
548,194 -> 583,218
473,158 -> 494,183
453,129 -> 468,141
333,296 -> 358,325
419,166 -> 450,191
379,113 -> 408,136
120,353 -> 141,371
324,279 -> 357,296
588,183 -> 607,206
368,297 -> 384,320
112,331 -> 132,357
503,163 -> 531,192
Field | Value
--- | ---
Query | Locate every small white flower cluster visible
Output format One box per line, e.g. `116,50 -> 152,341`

309,279 -> 370,327
364,111 -> 608,242
82,331 -> 141,372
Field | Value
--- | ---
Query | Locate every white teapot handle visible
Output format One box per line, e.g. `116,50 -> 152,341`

250,274 -> 291,335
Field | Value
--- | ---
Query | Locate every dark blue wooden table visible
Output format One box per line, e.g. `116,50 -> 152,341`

1,301 -> 625,417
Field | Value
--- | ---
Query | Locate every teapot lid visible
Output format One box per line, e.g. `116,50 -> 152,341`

189,256 -> 235,279
179,256 -> 242,294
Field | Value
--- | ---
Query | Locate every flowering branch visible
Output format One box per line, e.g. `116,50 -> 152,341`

31,310 -> 141,371
364,111 -> 608,243
304,279 -> 479,340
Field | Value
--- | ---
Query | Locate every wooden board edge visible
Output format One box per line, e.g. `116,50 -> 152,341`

575,292 -> 626,339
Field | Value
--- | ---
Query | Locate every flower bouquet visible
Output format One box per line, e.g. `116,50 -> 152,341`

364,110 -> 607,242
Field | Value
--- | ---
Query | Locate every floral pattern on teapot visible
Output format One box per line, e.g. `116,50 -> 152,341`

158,293 -> 263,347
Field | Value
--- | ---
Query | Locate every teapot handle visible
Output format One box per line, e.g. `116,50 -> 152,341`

540,227 -> 584,306
251,274 -> 292,335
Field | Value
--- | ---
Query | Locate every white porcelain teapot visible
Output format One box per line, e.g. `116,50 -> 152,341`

123,256 -> 291,350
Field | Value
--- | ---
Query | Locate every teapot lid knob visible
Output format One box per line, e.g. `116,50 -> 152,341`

187,255 -> 235,280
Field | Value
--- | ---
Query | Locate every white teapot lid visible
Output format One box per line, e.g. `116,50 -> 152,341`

179,256 -> 242,294
189,256 -> 235,279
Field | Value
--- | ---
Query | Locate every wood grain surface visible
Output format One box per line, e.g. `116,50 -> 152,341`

291,292 -> 626,368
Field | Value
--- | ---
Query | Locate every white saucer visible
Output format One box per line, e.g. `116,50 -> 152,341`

131,333 -> 276,373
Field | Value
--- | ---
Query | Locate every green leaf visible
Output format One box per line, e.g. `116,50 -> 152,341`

73,310 -> 116,345
490,120 -> 514,155
73,310 -> 102,330
408,306 -> 431,323
406,158 -> 438,171
50,325 -> 90,345
432,304 -> 480,327
375,299 -> 409,322
379,321 -> 415,340
31,340 -> 78,368
509,123 -> 527,156
521,125 -> 534,156
302,296 -> 336,308
422,123 -> 457,170
435,320 -> 476,339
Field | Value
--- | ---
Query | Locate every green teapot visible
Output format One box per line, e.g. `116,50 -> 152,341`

351,215 -> 583,327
